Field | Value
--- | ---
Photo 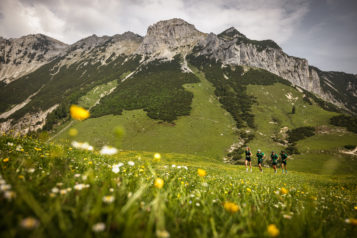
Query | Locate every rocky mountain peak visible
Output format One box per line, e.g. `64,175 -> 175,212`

112,31 -> 143,42
70,34 -> 110,51
218,27 -> 247,40
0,34 -> 68,84
136,18 -> 206,59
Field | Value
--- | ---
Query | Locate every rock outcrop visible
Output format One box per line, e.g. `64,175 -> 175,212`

194,27 -> 355,111
136,18 -> 206,59
0,34 -> 68,84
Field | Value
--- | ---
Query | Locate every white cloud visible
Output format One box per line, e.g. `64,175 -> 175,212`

0,0 -> 309,44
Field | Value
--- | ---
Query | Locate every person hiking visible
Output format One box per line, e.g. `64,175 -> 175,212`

280,151 -> 288,174
245,147 -> 252,172
256,149 -> 265,172
270,151 -> 278,173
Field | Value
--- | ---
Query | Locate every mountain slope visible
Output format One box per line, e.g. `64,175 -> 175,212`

0,34 -> 68,84
0,18 -> 356,143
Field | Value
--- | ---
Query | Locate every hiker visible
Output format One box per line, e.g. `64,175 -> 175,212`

245,147 -> 252,172
270,151 -> 278,173
280,151 -> 288,174
256,149 -> 265,172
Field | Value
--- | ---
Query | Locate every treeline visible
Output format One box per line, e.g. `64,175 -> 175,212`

330,115 -> 357,133
91,56 -> 199,122
286,126 -> 315,154
41,55 -> 141,130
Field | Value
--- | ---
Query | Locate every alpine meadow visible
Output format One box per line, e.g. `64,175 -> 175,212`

0,16 -> 357,238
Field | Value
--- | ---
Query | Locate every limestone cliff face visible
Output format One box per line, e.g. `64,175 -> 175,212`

0,34 -> 68,84
136,18 -> 206,59
194,28 -> 354,111
53,32 -> 143,69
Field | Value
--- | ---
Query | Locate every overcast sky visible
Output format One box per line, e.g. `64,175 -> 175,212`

1,0 -> 356,74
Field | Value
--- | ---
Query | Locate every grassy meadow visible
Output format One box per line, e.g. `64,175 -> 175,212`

0,135 -> 356,237
54,68 -> 236,160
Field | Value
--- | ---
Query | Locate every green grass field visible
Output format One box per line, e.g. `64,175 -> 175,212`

243,83 -> 357,176
55,68 -> 237,160
0,135 -> 356,237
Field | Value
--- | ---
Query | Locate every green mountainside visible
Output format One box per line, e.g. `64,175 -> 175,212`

46,55 -> 357,174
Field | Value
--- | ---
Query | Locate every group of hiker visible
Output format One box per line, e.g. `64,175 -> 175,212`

244,147 -> 288,174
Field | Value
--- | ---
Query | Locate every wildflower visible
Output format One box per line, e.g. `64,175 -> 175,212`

223,202 -> 240,213
92,222 -> 106,232
20,217 -> 39,229
128,161 -> 135,166
153,153 -> 161,161
267,224 -> 280,237
2,158 -> 9,162
102,195 -> 115,204
246,188 -> 252,193
280,187 -> 288,195
100,146 -> 118,155
112,166 -> 120,174
0,184 -> 11,191
34,147 -> 41,151
156,229 -> 170,238
7,142 -> 14,146
345,218 -> 357,225
197,169 -> 207,177
51,187 -> 59,193
154,178 -> 164,189
16,145 -> 23,151
71,141 -> 93,151
60,189 -> 68,195
283,214 -> 292,219
74,173 -> 81,178
4,191 -> 16,200
109,188 -> 114,192
70,105 -> 90,121
68,128 -> 78,137
88,161 -> 93,165
172,164 -> 176,168
354,206 -> 357,210
27,168 -> 35,173
18,175 -> 24,180
74,184 -> 86,191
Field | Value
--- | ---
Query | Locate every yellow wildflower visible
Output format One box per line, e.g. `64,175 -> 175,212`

348,218 -> 357,225
88,161 -> 93,165
280,187 -> 288,195
153,153 -> 161,161
68,128 -> 78,137
223,201 -> 240,213
197,169 -> 207,177
18,175 -> 24,180
354,206 -> 357,210
34,147 -> 41,151
3,158 -> 9,162
246,188 -> 252,193
102,195 -> 115,204
20,217 -> 39,229
70,105 -> 90,121
267,224 -> 280,237
154,178 -> 164,189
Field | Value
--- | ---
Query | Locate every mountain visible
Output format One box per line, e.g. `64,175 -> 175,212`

0,34 -> 68,84
0,18 -> 356,162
